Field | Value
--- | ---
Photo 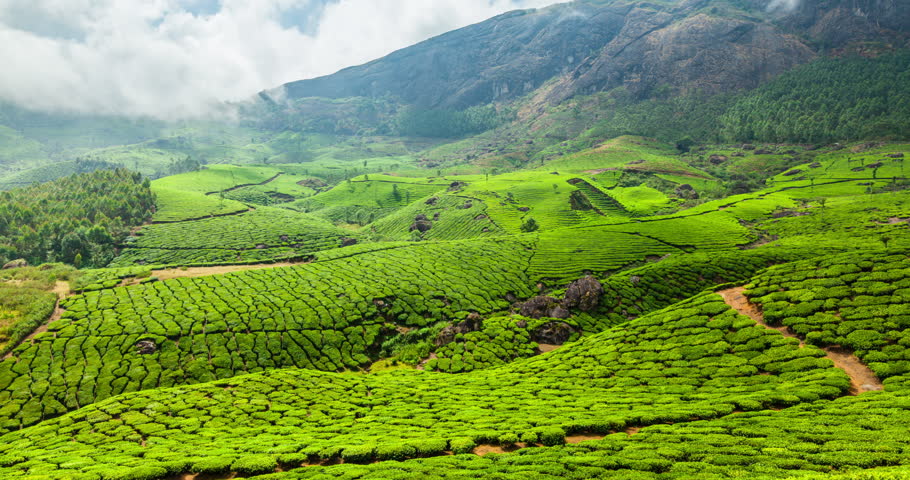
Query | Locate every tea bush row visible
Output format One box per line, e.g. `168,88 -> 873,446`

0,291 -> 853,478
111,207 -> 355,266
369,194 -> 506,241
0,237 -> 537,432
745,250 -> 910,387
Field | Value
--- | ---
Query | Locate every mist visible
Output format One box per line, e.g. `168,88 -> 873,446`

0,0 -> 560,121
767,0 -> 802,12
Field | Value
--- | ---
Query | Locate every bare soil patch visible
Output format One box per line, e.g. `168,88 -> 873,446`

566,434 -> 605,444
537,343 -> 561,353
123,262 -> 307,286
825,346 -> 884,394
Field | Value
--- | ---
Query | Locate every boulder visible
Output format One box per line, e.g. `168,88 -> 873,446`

709,154 -> 728,164
425,197 -> 439,205
782,169 -> 803,176
886,153 -> 904,158
2,259 -> 27,270
340,237 -> 358,247
519,296 -> 570,319
136,340 -> 157,355
531,322 -> 576,345
562,275 -> 604,312
435,313 -> 484,346
409,220 -> 433,233
674,184 -> 699,200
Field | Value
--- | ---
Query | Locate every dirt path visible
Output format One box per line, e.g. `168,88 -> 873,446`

717,287 -> 883,394
718,287 -> 804,346
122,261 -> 308,285
204,173 -> 284,195
2,281 -> 70,360
537,343 -> 561,353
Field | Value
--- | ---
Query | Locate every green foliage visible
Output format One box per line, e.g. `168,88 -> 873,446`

0,169 -> 154,267
369,194 -> 506,241
745,251 -> 910,386
0,290 -> 856,477
720,52 -> 910,144
111,207 -> 356,267
427,316 -> 541,372
0,236 -> 536,432
0,285 -> 56,355
396,105 -> 506,138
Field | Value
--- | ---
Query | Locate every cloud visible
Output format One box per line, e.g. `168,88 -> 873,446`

0,0 -> 561,120
767,0 -> 801,12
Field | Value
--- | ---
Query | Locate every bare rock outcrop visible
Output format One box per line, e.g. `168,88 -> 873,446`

562,276 -> 604,312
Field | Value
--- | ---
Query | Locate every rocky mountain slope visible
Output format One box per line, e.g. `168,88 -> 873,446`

279,0 -> 909,110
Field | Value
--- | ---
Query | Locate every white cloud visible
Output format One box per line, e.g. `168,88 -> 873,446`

767,0 -> 801,12
0,0 -> 561,120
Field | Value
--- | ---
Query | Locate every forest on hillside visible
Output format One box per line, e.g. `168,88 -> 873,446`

0,169 -> 154,268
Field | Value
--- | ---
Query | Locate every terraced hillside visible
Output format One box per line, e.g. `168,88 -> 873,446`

0,138 -> 905,480
1,250 -> 909,479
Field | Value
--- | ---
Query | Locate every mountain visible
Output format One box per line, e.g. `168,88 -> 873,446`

279,0 -> 910,110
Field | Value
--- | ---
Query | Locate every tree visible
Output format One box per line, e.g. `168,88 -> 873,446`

520,218 -> 539,233
676,137 -> 695,153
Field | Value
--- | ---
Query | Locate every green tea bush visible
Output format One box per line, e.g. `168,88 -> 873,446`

0,291 -> 855,478
449,438 -> 477,455
0,236 -> 536,432
231,455 -> 277,475
111,207 -> 355,267
746,251 -> 910,386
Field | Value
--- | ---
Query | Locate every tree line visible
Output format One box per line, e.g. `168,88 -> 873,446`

0,169 -> 155,268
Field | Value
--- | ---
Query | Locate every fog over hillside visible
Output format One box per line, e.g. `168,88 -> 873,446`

0,0 -> 559,120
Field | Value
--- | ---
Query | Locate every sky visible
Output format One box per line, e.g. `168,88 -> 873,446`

0,0 -> 561,120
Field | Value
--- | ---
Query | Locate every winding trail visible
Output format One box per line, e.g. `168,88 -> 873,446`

120,261 -> 309,285
2,281 -> 70,360
717,287 -> 883,395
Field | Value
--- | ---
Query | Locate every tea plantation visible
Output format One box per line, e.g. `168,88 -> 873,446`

0,140 -> 907,480
110,207 -> 358,267
0,290 -> 858,478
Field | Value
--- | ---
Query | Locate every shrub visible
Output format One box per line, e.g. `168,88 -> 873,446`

449,437 -> 477,455
536,427 -> 566,446
410,438 -> 448,456
376,443 -> 417,461
845,330 -> 887,350
231,455 -> 276,475
498,433 -> 520,446
190,456 -> 235,474
341,445 -> 376,463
